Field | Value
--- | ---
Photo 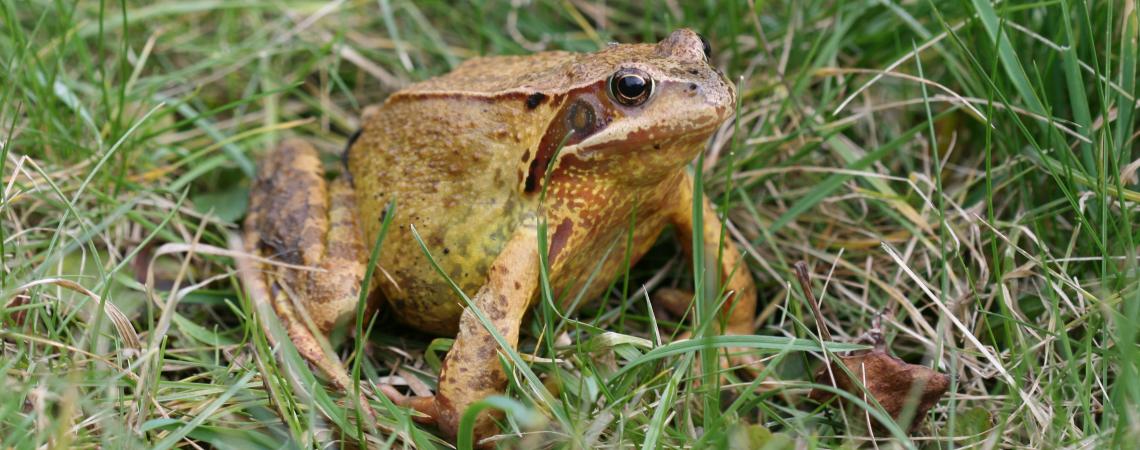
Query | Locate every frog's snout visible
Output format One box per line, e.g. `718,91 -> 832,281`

690,75 -> 736,123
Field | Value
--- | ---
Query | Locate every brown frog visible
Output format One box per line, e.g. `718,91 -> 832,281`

242,28 -> 757,440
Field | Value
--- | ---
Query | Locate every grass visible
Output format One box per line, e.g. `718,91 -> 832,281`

1,0 -> 1138,448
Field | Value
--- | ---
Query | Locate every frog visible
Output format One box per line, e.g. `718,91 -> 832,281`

241,28 -> 758,441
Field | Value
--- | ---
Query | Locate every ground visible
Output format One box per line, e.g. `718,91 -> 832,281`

1,1 -> 1137,448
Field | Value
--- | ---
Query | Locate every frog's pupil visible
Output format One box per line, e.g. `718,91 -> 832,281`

617,75 -> 646,99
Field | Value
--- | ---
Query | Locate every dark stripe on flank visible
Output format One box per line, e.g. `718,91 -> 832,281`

548,218 -> 573,263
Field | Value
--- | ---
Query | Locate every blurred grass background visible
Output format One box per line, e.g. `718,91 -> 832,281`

1,0 -> 1138,448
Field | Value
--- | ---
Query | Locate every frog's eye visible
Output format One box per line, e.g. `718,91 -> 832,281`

698,34 -> 712,60
608,68 -> 654,107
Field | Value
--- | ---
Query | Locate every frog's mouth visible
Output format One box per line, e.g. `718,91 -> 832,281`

572,107 -> 729,158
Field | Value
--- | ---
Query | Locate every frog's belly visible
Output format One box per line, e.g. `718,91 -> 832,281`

362,183 -> 528,335
349,143 -> 529,334
359,181 -> 677,333
372,202 -> 672,336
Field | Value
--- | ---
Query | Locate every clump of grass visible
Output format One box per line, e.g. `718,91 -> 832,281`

1,1 -> 1137,448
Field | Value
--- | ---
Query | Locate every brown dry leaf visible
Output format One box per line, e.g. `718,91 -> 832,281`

808,337 -> 950,432
794,261 -> 949,433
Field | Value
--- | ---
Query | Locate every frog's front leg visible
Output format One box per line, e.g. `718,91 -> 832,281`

389,226 -> 540,440
662,173 -> 759,363
242,139 -> 366,390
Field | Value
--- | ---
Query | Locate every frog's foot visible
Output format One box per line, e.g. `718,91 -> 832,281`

652,287 -> 765,378
379,387 -> 497,445
652,286 -> 697,319
243,139 -> 370,400
378,386 -> 439,424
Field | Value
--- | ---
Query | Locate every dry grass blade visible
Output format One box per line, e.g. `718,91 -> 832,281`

9,278 -> 141,352
794,261 -> 832,342
881,243 -> 1050,427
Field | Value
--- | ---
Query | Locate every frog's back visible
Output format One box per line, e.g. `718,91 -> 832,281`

394,44 -> 657,97
397,51 -> 577,96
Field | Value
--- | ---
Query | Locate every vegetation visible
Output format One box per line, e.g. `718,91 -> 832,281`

1,0 -> 1137,448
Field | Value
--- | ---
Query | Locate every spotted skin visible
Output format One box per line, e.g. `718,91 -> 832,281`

242,29 -> 758,443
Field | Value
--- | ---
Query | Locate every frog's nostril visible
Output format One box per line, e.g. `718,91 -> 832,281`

687,83 -> 701,97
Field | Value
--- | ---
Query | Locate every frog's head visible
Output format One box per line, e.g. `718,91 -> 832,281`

527,29 -> 736,191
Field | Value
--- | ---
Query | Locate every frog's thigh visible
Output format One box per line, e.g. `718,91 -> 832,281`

666,173 -> 757,335
244,138 -> 366,388
309,177 -> 367,328
433,227 -> 540,438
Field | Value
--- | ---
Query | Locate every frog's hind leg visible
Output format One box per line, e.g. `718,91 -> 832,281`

242,138 -> 367,391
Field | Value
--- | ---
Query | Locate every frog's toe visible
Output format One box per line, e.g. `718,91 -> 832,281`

379,386 -> 439,425
651,287 -> 766,375
726,345 -> 766,378
651,287 -> 694,319
380,386 -> 499,443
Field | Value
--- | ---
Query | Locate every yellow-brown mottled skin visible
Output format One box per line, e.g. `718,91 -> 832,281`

242,29 -> 757,442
